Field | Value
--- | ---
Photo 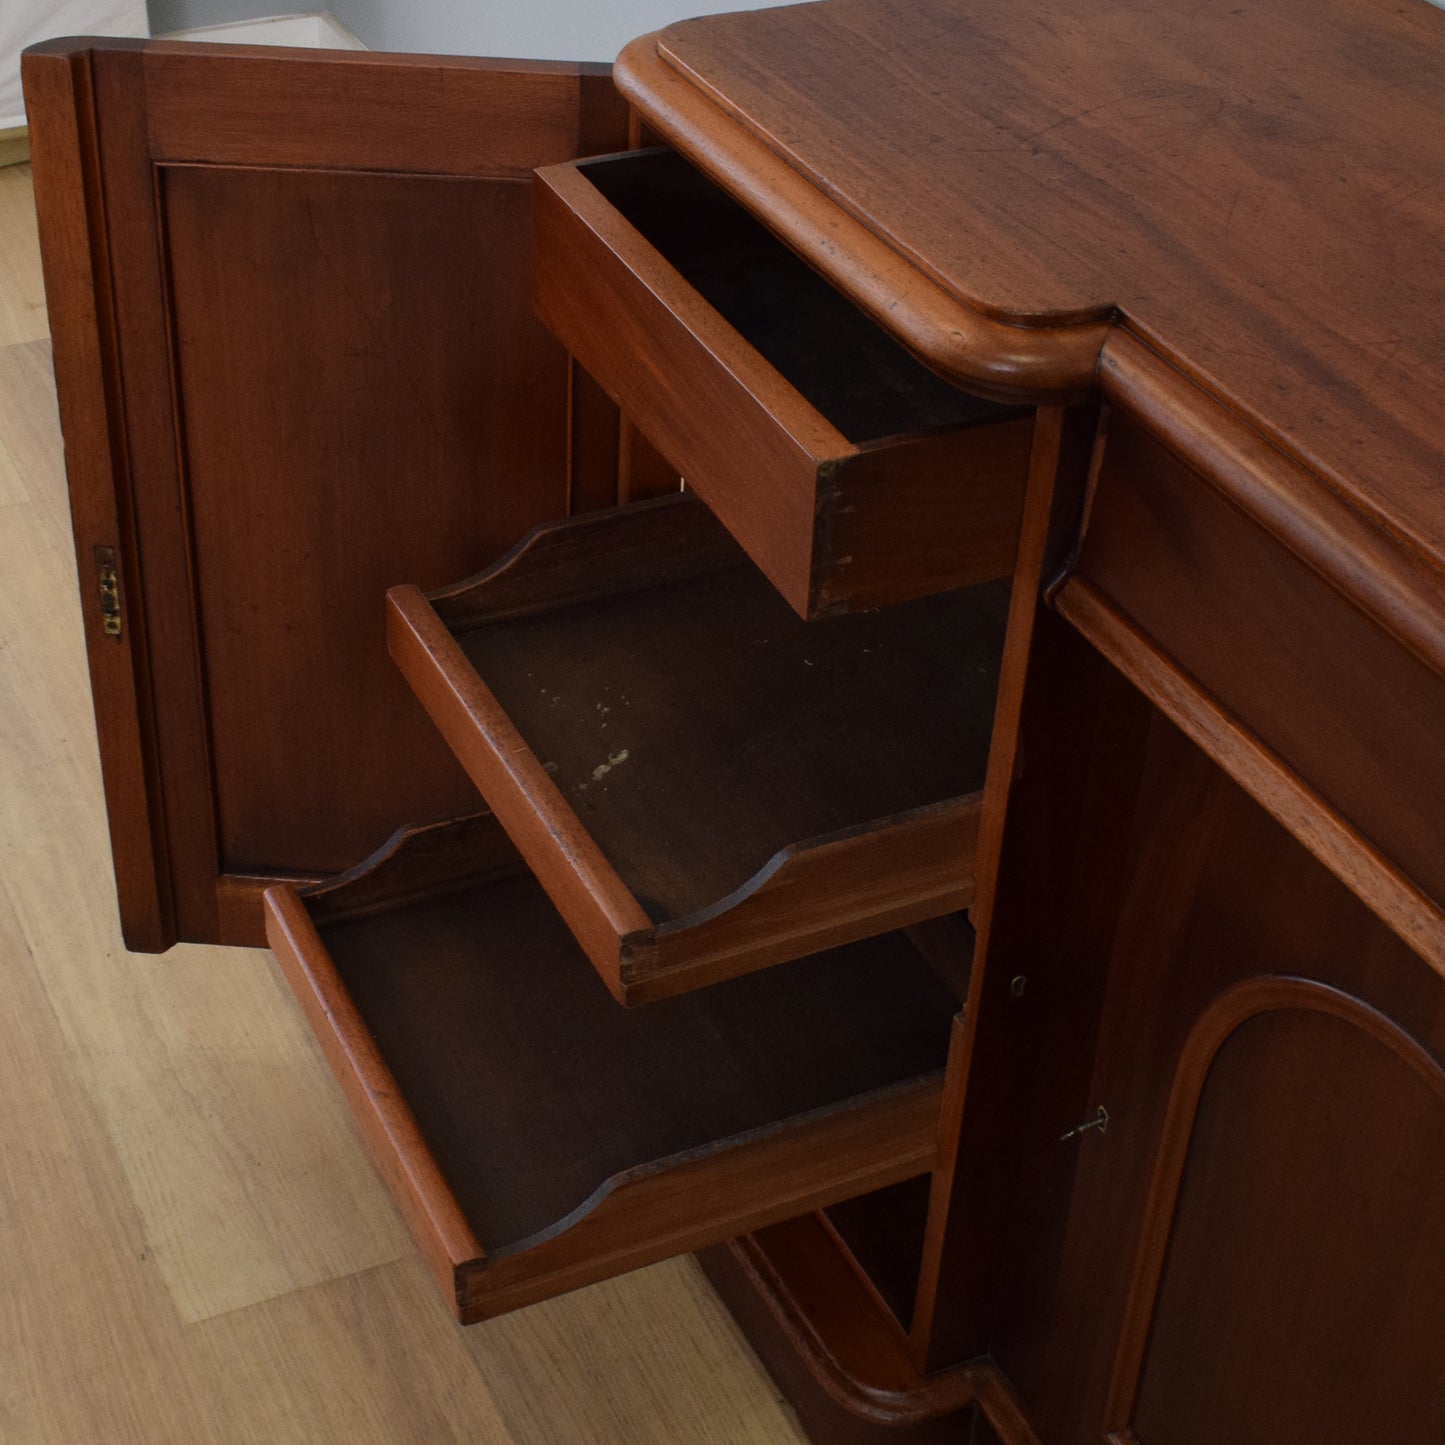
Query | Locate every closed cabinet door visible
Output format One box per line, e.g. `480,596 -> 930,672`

930,614 -> 1445,1445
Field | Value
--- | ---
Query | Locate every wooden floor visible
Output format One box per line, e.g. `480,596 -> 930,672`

0,159 -> 805,1445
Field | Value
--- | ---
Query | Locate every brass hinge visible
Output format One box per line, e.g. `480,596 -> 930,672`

95,544 -> 122,639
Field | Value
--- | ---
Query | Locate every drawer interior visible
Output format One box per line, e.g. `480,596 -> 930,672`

319,867 -> 954,1251
269,814 -> 957,1319
579,150 -> 1023,447
389,495 -> 1003,1002
450,544 -> 1006,925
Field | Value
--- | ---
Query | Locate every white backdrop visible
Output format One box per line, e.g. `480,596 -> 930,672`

3,0 -> 148,130
324,0 -> 800,66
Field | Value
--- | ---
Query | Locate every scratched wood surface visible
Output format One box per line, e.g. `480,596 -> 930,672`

0,161 -> 804,1445
643,0 -> 1445,574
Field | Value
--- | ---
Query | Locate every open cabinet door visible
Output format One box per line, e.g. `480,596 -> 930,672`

23,39 -> 632,951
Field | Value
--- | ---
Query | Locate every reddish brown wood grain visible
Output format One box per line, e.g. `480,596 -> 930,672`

629,800 -> 980,1005
389,498 -> 999,1003
23,39 -> 632,948
534,152 -> 1031,617
1055,579 -> 1445,979
702,1216 -> 1043,1443
22,44 -> 173,951
937,649 -> 1445,1443
1066,408 -> 1445,974
265,882 -> 485,1311
34,14 -> 1445,1443
612,35 -> 1106,402
632,0 -> 1445,580
1103,976 -> 1445,1444
141,42 -> 622,176
263,814 -> 956,1323
911,403 -> 1102,1371
163,163 -> 567,879
456,1079 -> 945,1322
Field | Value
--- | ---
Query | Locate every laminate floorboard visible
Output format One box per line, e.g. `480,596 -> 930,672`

0,159 -> 804,1445
0,165 -> 46,346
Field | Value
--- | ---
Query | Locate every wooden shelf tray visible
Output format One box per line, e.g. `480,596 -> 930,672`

534,147 -> 1034,617
264,814 -> 956,1323
388,494 -> 1006,1004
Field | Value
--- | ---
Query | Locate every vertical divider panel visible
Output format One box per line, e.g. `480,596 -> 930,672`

910,401 -> 1101,1372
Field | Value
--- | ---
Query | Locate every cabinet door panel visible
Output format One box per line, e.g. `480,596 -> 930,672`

925,617 -> 1445,1443
1121,991 -> 1445,1445
23,41 -> 630,949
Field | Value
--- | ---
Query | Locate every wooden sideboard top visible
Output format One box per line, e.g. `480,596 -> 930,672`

619,0 -> 1445,579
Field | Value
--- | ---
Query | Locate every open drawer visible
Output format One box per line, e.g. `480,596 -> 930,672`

387,494 -> 1005,1004
533,148 -> 1034,619
263,814 -> 955,1323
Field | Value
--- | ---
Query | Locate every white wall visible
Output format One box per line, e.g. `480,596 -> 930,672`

276,0 -> 800,65
5,0 -> 149,130
149,0 -> 1445,69
148,0 -> 300,33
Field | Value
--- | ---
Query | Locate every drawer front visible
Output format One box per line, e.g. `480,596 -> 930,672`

1066,414 -> 1445,934
264,815 -> 953,1322
533,149 -> 1031,617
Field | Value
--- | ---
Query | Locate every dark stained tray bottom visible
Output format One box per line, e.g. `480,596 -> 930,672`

318,867 -> 957,1253
457,565 -> 1008,924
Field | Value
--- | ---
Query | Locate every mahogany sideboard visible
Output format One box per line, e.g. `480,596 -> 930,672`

23,1 -> 1445,1441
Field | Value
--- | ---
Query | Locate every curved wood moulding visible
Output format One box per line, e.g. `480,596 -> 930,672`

262,814 -> 956,1324
1102,975 -> 1445,1441
613,34 -> 1107,405
1055,580 -> 1445,980
391,495 -> 1003,1005
1098,334 -> 1445,683
707,1214 -> 1042,1441
727,1217 -> 990,1427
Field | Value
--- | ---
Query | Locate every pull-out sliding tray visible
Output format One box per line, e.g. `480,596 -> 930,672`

533,147 -> 1034,618
263,814 -> 955,1323
387,494 -> 1006,1004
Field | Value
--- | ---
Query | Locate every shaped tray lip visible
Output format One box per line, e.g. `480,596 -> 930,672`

642,794 -> 979,943
617,793 -> 982,1004
480,1071 -> 943,1267
386,499 -> 989,1003
426,491 -> 745,628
